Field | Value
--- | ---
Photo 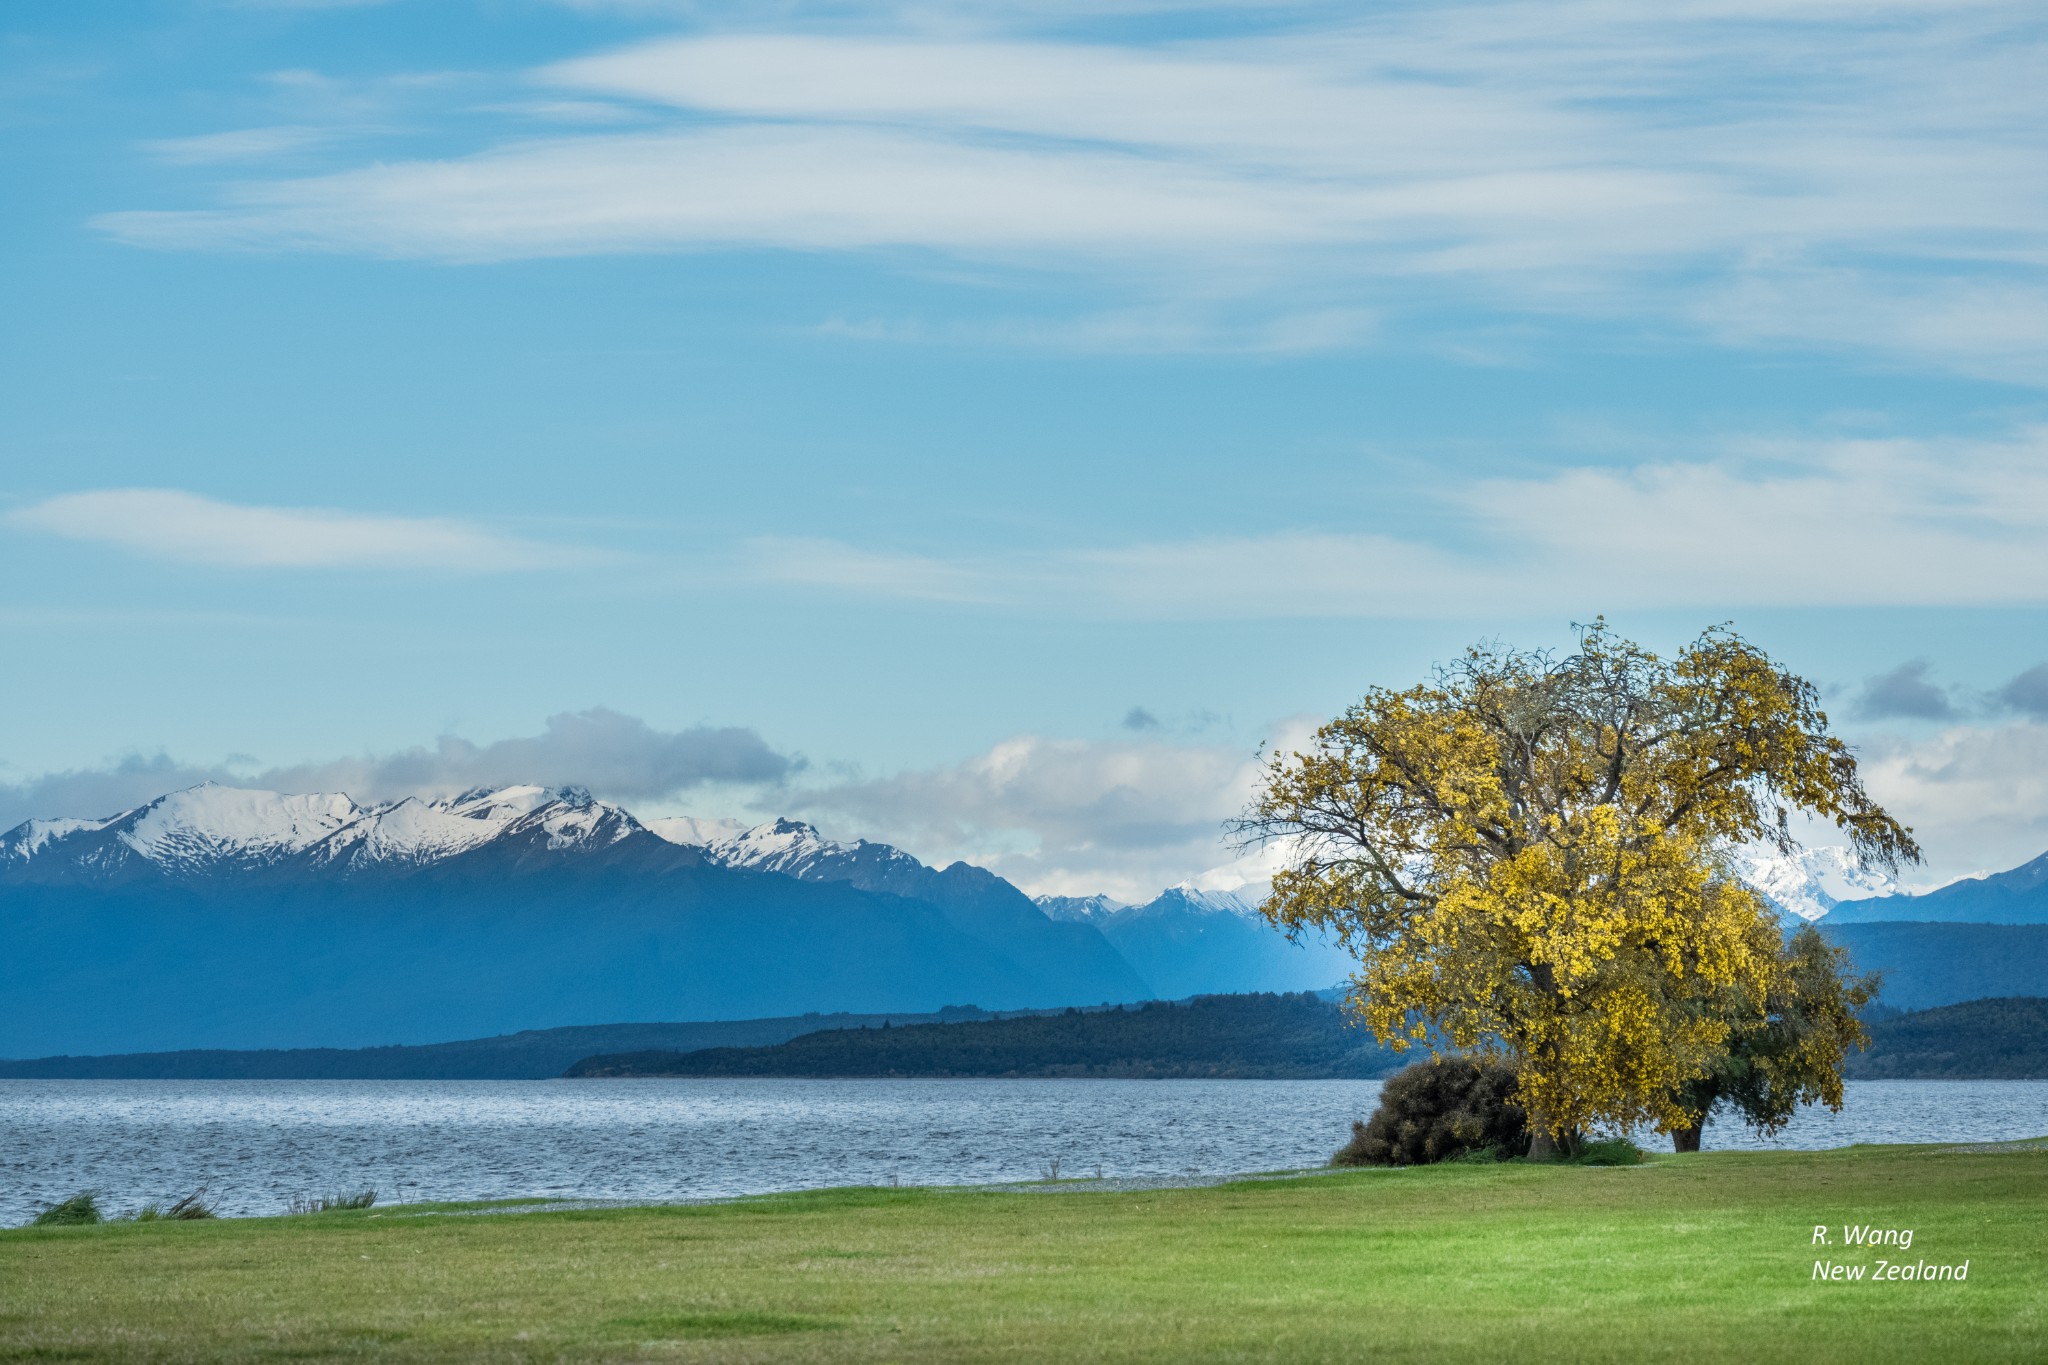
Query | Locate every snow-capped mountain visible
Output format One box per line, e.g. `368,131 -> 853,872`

1036,880 -> 1349,998
312,785 -> 643,869
694,817 -> 930,884
1037,883 -> 1268,924
1732,844 -> 1903,922
0,785 -> 364,878
1035,893 -> 1127,923
1136,884 -> 1268,918
650,815 -> 1152,1003
0,782 -> 644,883
0,784 -> 1148,1056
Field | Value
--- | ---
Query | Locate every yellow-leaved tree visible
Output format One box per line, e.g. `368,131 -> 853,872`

1234,622 -> 1918,1154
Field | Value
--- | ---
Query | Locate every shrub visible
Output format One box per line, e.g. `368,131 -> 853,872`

31,1192 -> 104,1226
1333,1056 -> 1529,1166
1563,1138 -> 1646,1166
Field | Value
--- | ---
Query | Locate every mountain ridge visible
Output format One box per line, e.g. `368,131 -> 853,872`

0,784 -> 1143,1055
5,783 -> 2044,1056
1824,850 -> 2048,925
0,782 -> 650,887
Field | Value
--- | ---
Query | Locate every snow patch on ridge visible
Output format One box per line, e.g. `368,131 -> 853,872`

312,797 -> 510,866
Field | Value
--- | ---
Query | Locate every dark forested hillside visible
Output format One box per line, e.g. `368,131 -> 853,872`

1845,997 -> 2048,1079
567,991 -> 2048,1082
0,1010 -> 992,1079
566,992 -> 1407,1079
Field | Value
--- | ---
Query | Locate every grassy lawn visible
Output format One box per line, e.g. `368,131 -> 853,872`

2,1144 -> 2043,1363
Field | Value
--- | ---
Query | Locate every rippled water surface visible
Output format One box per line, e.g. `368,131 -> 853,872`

5,1078 -> 2044,1223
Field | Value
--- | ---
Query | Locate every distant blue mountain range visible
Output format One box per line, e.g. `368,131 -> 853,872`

1039,886 -> 1356,1001
2,783 -> 2041,1057
0,785 -> 1342,1056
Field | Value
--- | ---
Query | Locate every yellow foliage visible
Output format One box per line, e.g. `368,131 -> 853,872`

1239,621 -> 1918,1141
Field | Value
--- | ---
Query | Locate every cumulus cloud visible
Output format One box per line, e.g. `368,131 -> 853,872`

776,712 -> 2048,901
749,427 -> 2048,616
6,489 -> 587,571
0,708 -> 795,830
1994,663 -> 2048,718
93,3 -> 2048,375
783,724 -> 1313,902
1852,661 -> 1957,721
1853,720 -> 2048,887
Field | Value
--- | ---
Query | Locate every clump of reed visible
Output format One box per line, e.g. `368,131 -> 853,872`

30,1192 -> 105,1226
131,1190 -> 219,1221
23,1189 -> 219,1226
287,1189 -> 378,1214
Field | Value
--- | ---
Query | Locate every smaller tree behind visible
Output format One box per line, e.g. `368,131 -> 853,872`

1670,925 -> 1878,1152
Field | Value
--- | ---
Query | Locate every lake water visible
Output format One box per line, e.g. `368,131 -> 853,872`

5,1078 -> 2045,1224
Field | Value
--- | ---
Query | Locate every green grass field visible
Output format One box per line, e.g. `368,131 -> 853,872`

3,1143 -> 2043,1363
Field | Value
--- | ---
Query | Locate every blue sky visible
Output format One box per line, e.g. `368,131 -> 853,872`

3,0 -> 2046,898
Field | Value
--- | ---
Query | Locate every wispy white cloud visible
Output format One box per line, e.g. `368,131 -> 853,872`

815,304 -> 1376,354
145,125 -> 335,165
1698,266 -> 2048,389
6,489 -> 589,572
95,3 -> 2048,373
747,427 -> 2048,616
96,126 -> 1336,261
742,536 -> 992,602
214,0 -> 401,10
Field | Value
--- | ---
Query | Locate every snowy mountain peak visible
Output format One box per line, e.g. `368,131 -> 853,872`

311,797 -> 495,866
442,785 -> 577,821
1156,883 -> 1266,917
687,817 -> 937,891
1732,844 -> 1902,922
1034,893 -> 1127,923
707,818 -> 841,874
0,815 -> 119,864
521,794 -> 641,851
118,784 -> 365,869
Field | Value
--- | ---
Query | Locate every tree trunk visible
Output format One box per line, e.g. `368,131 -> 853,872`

1671,1123 -> 1703,1153
1527,1130 -> 1559,1161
